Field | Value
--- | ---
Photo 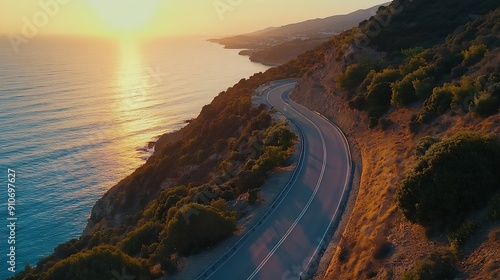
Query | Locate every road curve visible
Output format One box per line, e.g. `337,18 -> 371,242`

197,81 -> 352,280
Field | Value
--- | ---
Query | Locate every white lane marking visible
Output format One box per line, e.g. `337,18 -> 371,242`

287,103 -> 353,277
201,83 -> 306,280
246,84 -> 328,279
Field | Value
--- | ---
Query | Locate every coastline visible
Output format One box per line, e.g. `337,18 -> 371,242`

207,39 -> 281,67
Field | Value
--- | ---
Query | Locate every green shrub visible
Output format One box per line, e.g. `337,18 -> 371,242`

462,44 -> 488,66
401,57 -> 427,75
157,203 -> 235,257
367,82 -> 393,108
155,186 -> 188,220
41,245 -> 151,280
415,136 -> 441,156
425,87 -> 454,114
438,77 -> 479,111
264,123 -> 296,149
391,76 -> 418,107
402,47 -> 426,63
237,169 -> 265,192
448,221 -> 479,253
471,91 -> 499,117
402,251 -> 457,280
119,222 -> 162,256
413,78 -> 434,100
366,69 -> 402,92
396,132 -> 500,227
338,63 -> 374,90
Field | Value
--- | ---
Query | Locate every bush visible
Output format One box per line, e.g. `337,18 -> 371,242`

41,245 -> 151,280
366,69 -> 402,92
157,203 -> 235,257
471,91 -> 499,117
448,220 -> 479,253
391,76 -> 418,107
425,87 -> 454,114
119,222 -> 162,256
338,63 -> 374,90
415,136 -> 441,156
264,123 -> 296,149
440,77 -> 478,107
366,82 -> 392,108
155,186 -> 188,220
402,251 -> 458,280
402,47 -> 426,63
396,132 -> 500,227
413,78 -> 434,100
237,169 -> 265,193
462,44 -> 488,66
401,57 -> 427,75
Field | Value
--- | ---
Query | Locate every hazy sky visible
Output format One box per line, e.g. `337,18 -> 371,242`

0,0 -> 389,39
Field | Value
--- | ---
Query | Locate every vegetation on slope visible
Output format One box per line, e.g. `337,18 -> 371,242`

10,38 -> 327,280
284,0 -> 499,279
338,4 -> 499,128
11,1 -> 500,279
396,132 -> 500,228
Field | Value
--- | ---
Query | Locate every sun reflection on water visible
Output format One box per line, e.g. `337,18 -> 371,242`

112,41 -> 161,165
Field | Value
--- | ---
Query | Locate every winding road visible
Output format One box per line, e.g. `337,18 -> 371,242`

197,81 -> 352,280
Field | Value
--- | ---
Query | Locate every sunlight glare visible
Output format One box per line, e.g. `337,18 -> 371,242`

86,0 -> 162,30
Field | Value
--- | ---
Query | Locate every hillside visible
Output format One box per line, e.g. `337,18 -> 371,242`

8,38 -> 328,280
209,3 -> 387,65
288,0 -> 500,278
10,0 -> 499,279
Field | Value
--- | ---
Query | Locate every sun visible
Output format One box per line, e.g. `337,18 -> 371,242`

87,0 -> 162,31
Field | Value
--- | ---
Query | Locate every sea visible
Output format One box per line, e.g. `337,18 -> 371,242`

0,36 -> 269,278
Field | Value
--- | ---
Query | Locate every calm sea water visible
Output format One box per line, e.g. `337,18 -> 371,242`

0,36 -> 268,277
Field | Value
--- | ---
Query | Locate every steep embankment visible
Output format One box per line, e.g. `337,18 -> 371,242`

290,0 -> 499,279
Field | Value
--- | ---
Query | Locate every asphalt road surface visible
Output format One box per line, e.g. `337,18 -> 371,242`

198,81 -> 352,280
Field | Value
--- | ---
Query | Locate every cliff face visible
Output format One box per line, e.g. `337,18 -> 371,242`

84,131 -> 184,235
290,2 -> 500,279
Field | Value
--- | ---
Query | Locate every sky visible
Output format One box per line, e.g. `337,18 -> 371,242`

0,0 -> 389,39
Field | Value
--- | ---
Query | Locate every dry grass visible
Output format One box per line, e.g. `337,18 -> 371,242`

317,109 -> 500,280
291,51 -> 500,279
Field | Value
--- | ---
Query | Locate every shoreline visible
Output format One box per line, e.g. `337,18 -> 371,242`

207,39 -> 281,67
